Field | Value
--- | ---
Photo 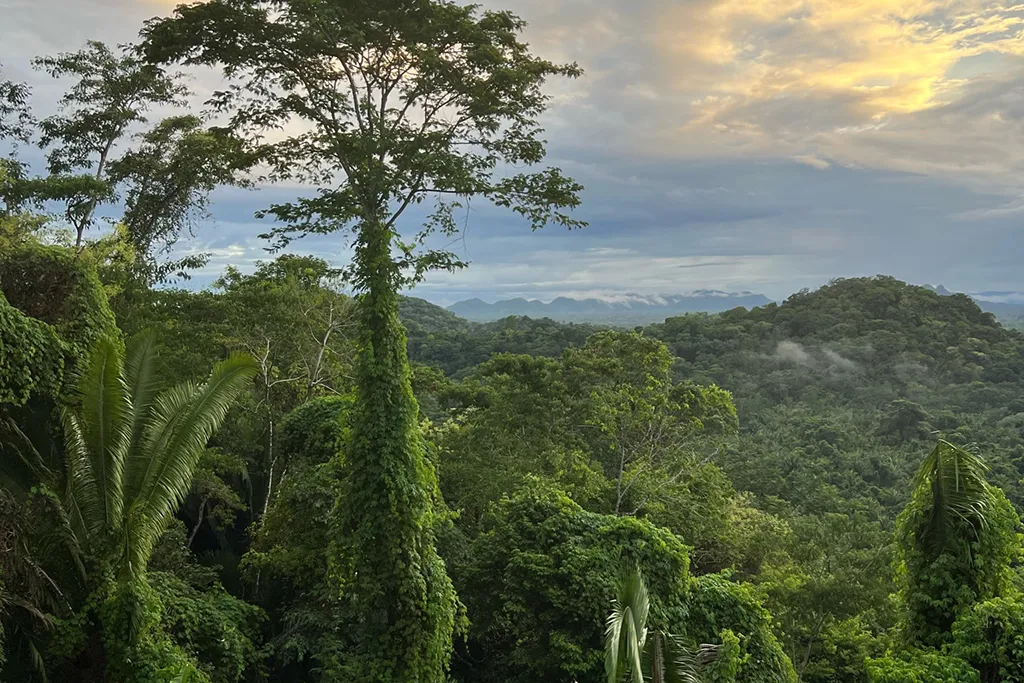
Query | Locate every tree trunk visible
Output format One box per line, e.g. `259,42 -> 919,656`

332,219 -> 457,682
262,411 -> 275,520
74,133 -> 117,248
188,496 -> 209,547
615,449 -> 626,515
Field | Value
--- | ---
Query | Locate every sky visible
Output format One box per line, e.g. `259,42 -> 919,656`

2,0 -> 1024,305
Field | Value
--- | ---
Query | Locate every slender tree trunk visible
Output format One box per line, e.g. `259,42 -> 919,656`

188,497 -> 209,547
262,412 -> 275,520
74,134 -> 117,248
797,616 -> 827,681
615,447 -> 627,515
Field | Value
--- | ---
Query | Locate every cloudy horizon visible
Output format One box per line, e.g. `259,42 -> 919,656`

4,0 -> 1024,307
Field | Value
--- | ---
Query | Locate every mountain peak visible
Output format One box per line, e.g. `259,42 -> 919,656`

924,284 -> 953,296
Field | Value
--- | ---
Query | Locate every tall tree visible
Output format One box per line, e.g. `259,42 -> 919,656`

34,41 -> 186,247
0,42 -> 250,283
142,1 -> 585,680
104,114 -> 252,279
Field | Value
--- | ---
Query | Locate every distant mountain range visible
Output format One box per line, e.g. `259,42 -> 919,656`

442,286 -> 1024,326
447,291 -> 774,324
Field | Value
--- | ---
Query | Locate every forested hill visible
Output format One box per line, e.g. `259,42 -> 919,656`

407,275 -> 1024,512
404,275 -> 1024,386
400,295 -> 605,375
645,277 -> 1024,509
401,276 -> 1024,681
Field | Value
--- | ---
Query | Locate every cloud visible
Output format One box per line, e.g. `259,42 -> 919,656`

521,0 -> 1024,192
822,348 -> 860,372
792,155 -> 832,170
6,0 -> 1024,302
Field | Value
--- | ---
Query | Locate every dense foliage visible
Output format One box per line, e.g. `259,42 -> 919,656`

8,249 -> 1024,681
5,2 -> 1024,682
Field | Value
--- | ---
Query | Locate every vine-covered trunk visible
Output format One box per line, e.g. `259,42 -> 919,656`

332,220 -> 458,682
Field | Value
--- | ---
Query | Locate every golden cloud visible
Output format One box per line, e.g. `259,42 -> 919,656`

659,0 -> 1024,123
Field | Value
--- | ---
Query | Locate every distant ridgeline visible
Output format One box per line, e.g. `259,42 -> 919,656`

446,290 -> 774,324
444,286 -> 1024,327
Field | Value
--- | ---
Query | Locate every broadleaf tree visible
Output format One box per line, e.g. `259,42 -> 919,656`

141,1 -> 586,680
0,66 -> 33,146
33,40 -> 188,248
0,43 -> 251,285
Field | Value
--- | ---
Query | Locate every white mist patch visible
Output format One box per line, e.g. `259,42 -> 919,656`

774,341 -> 815,367
771,341 -> 861,372
822,348 -> 860,372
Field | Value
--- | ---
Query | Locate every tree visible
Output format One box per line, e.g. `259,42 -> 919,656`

33,41 -> 187,247
0,290 -> 64,408
52,333 -> 255,679
105,114 -> 251,275
563,331 -> 738,517
950,597 -> 1024,683
0,43 -> 250,284
604,568 -> 706,683
866,649 -> 979,683
0,67 -> 33,147
759,512 -> 893,681
0,240 -> 119,380
434,353 -> 604,527
142,1 -> 585,679
894,440 -> 1020,648
457,479 -> 693,683
214,256 -> 356,522
243,395 -> 354,682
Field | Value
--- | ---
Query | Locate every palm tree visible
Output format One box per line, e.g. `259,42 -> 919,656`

910,439 -> 990,554
896,439 -> 1019,647
1,332 -> 255,675
62,332 -> 255,586
605,568 -> 709,683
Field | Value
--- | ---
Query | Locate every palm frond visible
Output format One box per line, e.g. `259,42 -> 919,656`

122,330 -> 162,454
659,633 -> 703,683
28,637 -> 49,683
121,331 -> 165,520
171,662 -> 201,683
61,409 -> 101,541
125,352 -> 256,578
606,568 -> 650,683
915,440 -> 991,552
68,338 -> 130,535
